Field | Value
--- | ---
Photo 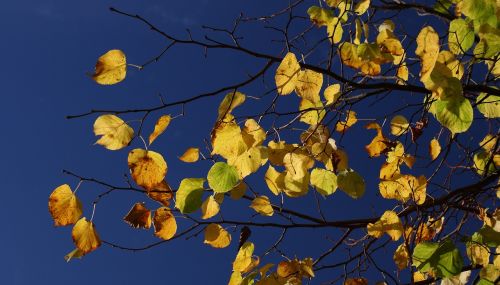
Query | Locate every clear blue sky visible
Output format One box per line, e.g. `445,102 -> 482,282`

1,1 -> 487,284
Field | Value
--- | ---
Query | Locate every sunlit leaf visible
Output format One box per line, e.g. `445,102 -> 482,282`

476,93 -> 500,118
324,84 -> 341,105
128,149 -> 168,190
64,248 -> 84,262
250,196 -> 274,217
218,91 -> 246,121
175,178 -> 205,214
365,122 -> 390,157
415,26 -> 440,81
335,111 -> 357,133
233,242 -> 255,273
208,162 -> 240,193
93,114 -> 134,150
148,115 -> 171,145
179,147 -> 200,163
295,69 -> 323,103
448,19 -> 474,54
430,95 -> 473,134
354,0 -> 370,15
394,243 -> 409,270
204,223 -> 231,248
201,195 -> 220,220
327,17 -> 343,44
72,217 -> 101,254
147,180 -> 173,207
412,240 -> 463,278
153,207 -> 177,240
307,6 -> 334,27
264,165 -> 286,196
429,138 -> 441,161
92,49 -> 126,85
390,115 -> 409,136
275,52 -> 301,95
310,168 -> 338,196
367,210 -> 403,241
48,184 -> 83,227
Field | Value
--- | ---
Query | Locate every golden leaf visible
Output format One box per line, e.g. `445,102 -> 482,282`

242,119 -> 266,148
367,210 -> 403,241
149,115 -> 171,145
275,52 -> 301,95
233,242 -> 257,273
390,115 -> 409,136
128,149 -> 167,190
365,122 -> 390,157
335,111 -> 357,133
153,207 -> 177,240
123,202 -> 152,229
147,180 -> 173,207
93,114 -> 134,150
344,278 -> 368,285
429,138 -> 441,161
92,49 -> 126,85
295,69 -> 323,103
179,147 -> 200,163
415,26 -> 440,81
72,217 -> 101,254
48,184 -> 83,226
394,243 -> 409,270
201,195 -> 220,220
324,84 -> 341,105
250,196 -> 274,216
217,91 -> 246,121
204,223 -> 231,248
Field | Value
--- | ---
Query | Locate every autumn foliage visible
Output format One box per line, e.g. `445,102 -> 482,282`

50,1 -> 499,284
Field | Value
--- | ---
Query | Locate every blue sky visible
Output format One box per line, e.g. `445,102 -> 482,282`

1,1 -> 492,284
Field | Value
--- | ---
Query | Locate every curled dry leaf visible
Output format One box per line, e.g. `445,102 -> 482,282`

123,202 -> 152,229
153,207 -> 177,240
128,148 -> 168,190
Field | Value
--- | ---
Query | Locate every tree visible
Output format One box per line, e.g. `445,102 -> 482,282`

48,0 -> 499,284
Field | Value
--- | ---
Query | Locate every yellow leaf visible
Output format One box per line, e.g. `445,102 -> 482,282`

128,149 -> 168,190
310,168 -> 338,196
379,161 -> 400,180
48,184 -> 82,227
242,119 -> 266,148
354,0 -> 370,15
233,242 -> 255,272
344,278 -> 368,285
93,114 -> 134,150
367,210 -> 403,241
299,99 -> 326,125
123,202 -> 152,229
275,52 -> 301,95
390,115 -> 409,136
437,51 -> 464,80
295,69 -> 323,103
250,196 -> 274,216
277,258 -> 315,279
480,134 -> 498,152
415,26 -> 440,81
267,141 -> 298,166
429,138 -> 441,161
379,174 -> 427,205
92,49 -> 126,85
394,244 -> 409,270
396,63 -> 409,84
153,207 -> 177,240
228,271 -> 243,285
204,223 -> 231,248
201,195 -> 220,220
147,180 -> 173,207
354,18 -> 362,45
218,91 -> 246,121
283,151 -> 314,178
283,171 -> 310,197
149,115 -> 171,145
324,84 -> 341,105
327,17 -> 343,44
335,111 -> 357,133
64,248 -> 84,262
228,146 -> 268,178
211,119 -> 247,160
72,217 -> 101,254
264,165 -> 286,195
179,147 -> 199,163
365,122 -> 390,157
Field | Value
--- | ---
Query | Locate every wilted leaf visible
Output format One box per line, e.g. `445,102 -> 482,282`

93,114 -> 134,150
123,202 -> 151,229
48,184 -> 83,226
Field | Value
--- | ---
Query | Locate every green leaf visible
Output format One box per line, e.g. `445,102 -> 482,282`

430,95 -> 473,134
474,32 -> 500,60
175,178 -> 205,214
310,168 -> 338,196
337,169 -> 365,199
307,6 -> 334,27
478,264 -> 500,285
434,0 -> 452,14
448,19 -> 474,54
462,0 -> 497,28
473,150 -> 497,176
476,226 -> 500,247
207,162 -> 240,193
476,92 -> 500,118
412,240 -> 464,278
